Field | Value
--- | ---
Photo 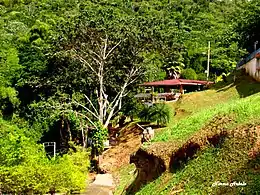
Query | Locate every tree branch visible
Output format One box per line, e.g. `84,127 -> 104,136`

74,54 -> 99,76
73,101 -> 99,120
83,94 -> 99,116
105,39 -> 123,59
76,112 -> 98,130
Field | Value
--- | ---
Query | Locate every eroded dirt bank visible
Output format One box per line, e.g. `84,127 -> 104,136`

128,116 -> 260,194
99,123 -> 143,173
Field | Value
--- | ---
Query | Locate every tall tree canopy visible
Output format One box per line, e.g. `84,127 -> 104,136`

0,0 -> 250,148
235,0 -> 260,53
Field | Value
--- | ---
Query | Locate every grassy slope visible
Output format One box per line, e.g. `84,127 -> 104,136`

115,73 -> 260,195
154,73 -> 260,142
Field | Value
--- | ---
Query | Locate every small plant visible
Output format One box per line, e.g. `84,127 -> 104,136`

88,122 -> 108,154
150,103 -> 170,126
197,73 -> 207,80
138,105 -> 152,122
121,96 -> 144,121
138,103 -> 170,126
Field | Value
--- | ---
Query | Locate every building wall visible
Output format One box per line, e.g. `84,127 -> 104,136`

241,58 -> 260,81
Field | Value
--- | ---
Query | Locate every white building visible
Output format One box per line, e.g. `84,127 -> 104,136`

237,49 -> 260,81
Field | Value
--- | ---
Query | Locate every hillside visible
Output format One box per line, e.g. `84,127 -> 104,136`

114,72 -> 260,195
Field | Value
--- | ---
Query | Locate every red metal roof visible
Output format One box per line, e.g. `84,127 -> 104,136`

140,79 -> 214,86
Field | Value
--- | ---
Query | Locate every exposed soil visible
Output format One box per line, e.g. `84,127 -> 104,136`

94,115 -> 260,194
99,123 -> 143,173
128,116 -> 260,194
139,115 -> 233,170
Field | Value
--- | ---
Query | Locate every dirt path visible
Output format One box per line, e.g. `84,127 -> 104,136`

84,123 -> 143,195
99,123 -> 143,173
84,174 -> 114,195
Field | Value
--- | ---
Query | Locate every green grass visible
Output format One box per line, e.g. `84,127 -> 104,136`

113,164 -> 136,195
136,92 -> 260,194
137,120 -> 260,194
115,73 -> 260,195
169,72 -> 260,119
154,93 -> 260,143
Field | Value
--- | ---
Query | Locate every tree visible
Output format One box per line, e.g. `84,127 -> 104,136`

181,68 -> 198,80
235,0 -> 260,53
72,36 -> 144,129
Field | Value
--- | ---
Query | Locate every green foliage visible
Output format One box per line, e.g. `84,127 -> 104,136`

89,122 -> 108,153
139,103 -> 170,126
234,0 -> 260,52
122,96 -> 144,120
181,68 -> 197,80
0,15 -> 22,114
0,0 -> 255,192
138,105 -> 151,122
0,118 -> 90,193
150,103 -> 170,126
197,73 -> 207,81
0,86 -> 19,111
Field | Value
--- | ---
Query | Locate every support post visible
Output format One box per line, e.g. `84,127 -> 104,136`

180,85 -> 184,94
152,86 -> 154,103
54,142 -> 56,159
207,41 -> 210,81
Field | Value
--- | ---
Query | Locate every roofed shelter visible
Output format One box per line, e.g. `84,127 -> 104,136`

136,79 -> 213,102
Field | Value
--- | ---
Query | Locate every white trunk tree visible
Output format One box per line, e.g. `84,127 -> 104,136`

73,37 -> 143,129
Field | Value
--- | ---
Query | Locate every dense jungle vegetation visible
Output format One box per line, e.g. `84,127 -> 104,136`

0,0 -> 259,193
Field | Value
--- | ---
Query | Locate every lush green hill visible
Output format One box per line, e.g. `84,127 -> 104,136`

115,73 -> 260,195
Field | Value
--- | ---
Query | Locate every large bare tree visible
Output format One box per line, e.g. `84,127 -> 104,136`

72,36 -> 144,129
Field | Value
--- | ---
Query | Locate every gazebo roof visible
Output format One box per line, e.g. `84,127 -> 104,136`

140,79 -> 213,86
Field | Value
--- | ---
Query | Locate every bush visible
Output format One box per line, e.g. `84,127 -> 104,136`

121,95 -> 144,121
197,73 -> 207,80
181,68 -> 198,80
138,103 -> 170,126
88,122 -> 108,154
0,118 -> 90,194
138,105 -> 152,122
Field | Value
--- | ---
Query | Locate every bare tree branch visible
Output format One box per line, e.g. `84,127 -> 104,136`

103,36 -> 108,59
83,94 -> 99,116
76,112 -> 98,130
105,40 -> 121,59
74,54 -> 99,76
73,101 -> 99,120
72,36 -> 144,128
89,50 -> 102,60
91,55 -> 102,66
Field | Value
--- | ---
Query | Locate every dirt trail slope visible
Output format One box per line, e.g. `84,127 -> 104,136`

99,123 -> 143,173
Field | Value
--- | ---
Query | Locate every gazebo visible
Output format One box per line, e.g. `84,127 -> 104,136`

135,79 -> 213,102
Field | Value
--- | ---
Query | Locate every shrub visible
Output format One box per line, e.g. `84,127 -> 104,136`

88,122 -> 108,154
181,68 -> 198,80
150,103 -> 170,126
197,73 -> 207,80
138,105 -> 152,122
121,97 -> 144,121
0,118 -> 90,194
138,103 -> 170,126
